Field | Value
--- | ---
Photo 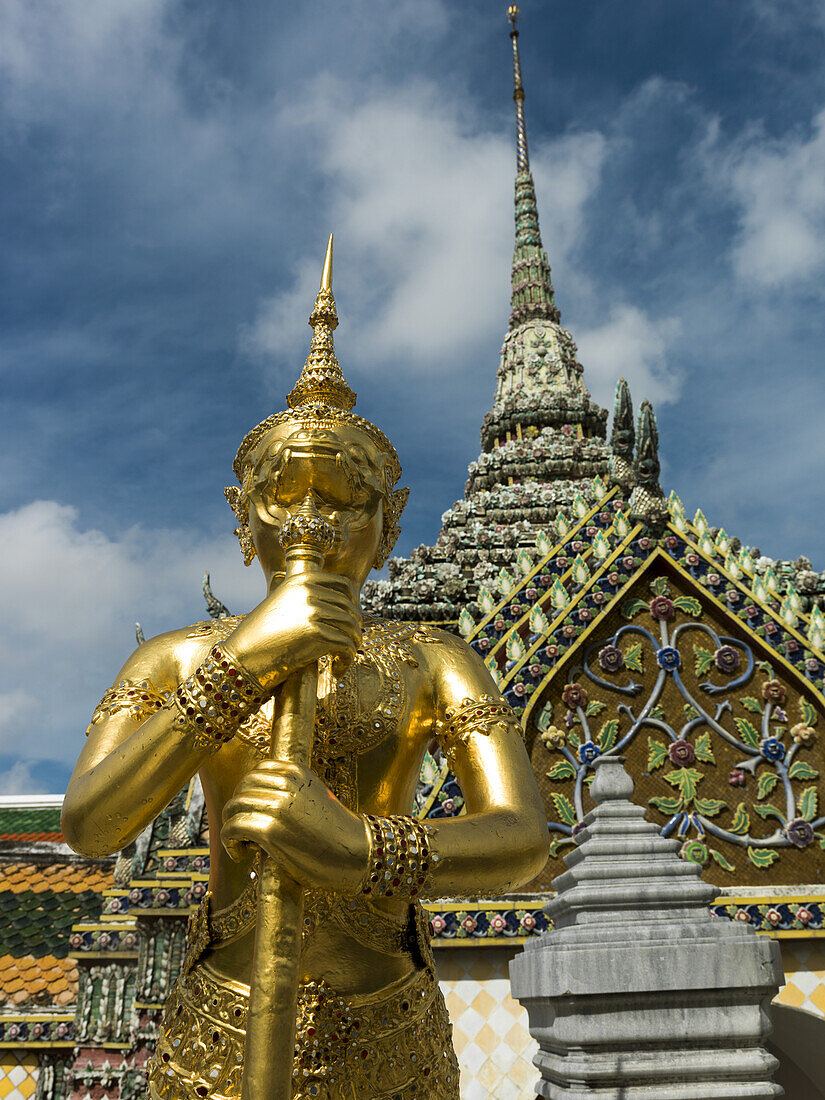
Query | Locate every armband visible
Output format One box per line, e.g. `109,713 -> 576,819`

86,679 -> 169,735
168,643 -> 265,753
360,815 -> 437,900
435,694 -> 523,766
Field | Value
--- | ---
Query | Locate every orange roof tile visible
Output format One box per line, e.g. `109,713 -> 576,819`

1,833 -> 63,843
0,863 -> 111,895
0,954 -> 77,1007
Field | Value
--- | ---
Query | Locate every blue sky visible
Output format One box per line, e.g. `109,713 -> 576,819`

1,0 -> 824,792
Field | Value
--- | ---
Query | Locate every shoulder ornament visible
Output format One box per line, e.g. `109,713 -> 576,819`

435,694 -> 524,766
86,679 -> 170,735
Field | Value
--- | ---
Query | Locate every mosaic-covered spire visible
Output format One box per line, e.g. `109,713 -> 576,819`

507,5 -> 560,329
358,8 -> 613,626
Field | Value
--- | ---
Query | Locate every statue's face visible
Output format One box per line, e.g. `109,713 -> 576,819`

245,422 -> 386,591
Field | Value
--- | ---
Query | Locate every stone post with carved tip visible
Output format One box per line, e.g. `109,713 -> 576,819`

510,754 -> 784,1098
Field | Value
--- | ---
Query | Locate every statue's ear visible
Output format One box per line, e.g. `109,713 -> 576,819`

224,486 -> 245,522
242,446 -> 290,528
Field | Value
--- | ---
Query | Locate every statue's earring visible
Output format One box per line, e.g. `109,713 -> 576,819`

373,486 -> 409,569
225,486 -> 257,567
235,523 -> 257,567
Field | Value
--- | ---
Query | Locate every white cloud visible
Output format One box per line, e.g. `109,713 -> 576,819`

0,501 -> 264,777
0,762 -> 46,797
723,109 -> 825,288
575,305 -> 682,410
0,692 -> 37,743
245,79 -> 609,374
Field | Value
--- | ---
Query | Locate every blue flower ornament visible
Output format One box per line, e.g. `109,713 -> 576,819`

656,646 -> 682,672
760,737 -> 785,763
578,742 -> 601,765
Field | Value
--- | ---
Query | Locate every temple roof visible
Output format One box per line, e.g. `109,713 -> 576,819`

0,806 -> 63,846
0,858 -> 111,1013
450,484 -> 825,892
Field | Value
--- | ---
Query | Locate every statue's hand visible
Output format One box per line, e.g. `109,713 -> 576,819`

220,761 -> 369,892
225,573 -> 362,692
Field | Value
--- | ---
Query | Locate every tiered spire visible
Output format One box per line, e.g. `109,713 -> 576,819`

507,5 -> 559,329
358,7 -> 613,625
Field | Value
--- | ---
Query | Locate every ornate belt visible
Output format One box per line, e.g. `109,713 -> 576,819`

185,875 -> 421,975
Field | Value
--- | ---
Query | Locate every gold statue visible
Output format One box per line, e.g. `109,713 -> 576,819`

62,235 -> 548,1100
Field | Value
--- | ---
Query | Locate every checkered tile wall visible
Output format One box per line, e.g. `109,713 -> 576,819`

0,1052 -> 38,1100
775,941 -> 825,1019
436,947 -> 535,1100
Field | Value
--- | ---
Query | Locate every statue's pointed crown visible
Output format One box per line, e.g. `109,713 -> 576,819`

286,234 -> 357,412
233,235 -> 400,485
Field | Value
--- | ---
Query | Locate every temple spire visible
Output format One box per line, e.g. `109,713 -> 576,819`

506,5 -> 559,329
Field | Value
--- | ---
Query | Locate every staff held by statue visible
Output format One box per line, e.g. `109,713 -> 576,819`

241,237 -> 345,1100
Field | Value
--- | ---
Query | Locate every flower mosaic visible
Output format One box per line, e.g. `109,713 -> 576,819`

533,572 -> 824,881
0,1018 -> 75,1044
710,899 -> 824,933
425,905 -> 550,943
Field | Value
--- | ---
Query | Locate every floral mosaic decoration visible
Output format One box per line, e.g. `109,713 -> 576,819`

540,576 -> 824,872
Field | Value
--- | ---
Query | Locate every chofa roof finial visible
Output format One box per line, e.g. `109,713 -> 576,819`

609,377 -> 636,493
629,398 -> 669,530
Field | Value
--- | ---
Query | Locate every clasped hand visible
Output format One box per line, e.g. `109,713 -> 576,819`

221,761 -> 369,893
225,572 -> 362,692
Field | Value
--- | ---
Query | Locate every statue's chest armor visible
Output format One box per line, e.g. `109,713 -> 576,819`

234,618 -> 420,809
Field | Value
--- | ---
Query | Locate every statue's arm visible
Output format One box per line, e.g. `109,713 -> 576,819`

62,629 -> 215,858
420,633 -> 549,896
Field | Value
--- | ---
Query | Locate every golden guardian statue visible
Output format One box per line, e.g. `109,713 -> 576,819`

62,236 -> 549,1100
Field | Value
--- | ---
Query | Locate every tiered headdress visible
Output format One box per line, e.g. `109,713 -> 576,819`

226,235 -> 408,567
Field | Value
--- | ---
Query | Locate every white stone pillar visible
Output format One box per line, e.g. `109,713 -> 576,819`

510,755 -> 784,1098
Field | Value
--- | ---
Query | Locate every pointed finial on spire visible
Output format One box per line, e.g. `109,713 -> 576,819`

320,232 -> 333,291
508,5 -> 529,172
286,234 -> 356,412
506,6 -> 559,329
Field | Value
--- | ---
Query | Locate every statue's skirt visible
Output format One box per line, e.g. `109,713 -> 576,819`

147,960 -> 460,1100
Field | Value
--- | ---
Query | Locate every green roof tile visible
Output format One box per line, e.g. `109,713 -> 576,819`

0,889 -> 101,958
0,807 -> 62,836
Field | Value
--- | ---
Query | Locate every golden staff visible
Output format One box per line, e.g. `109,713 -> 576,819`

241,492 -> 337,1100
240,234 -> 357,1100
